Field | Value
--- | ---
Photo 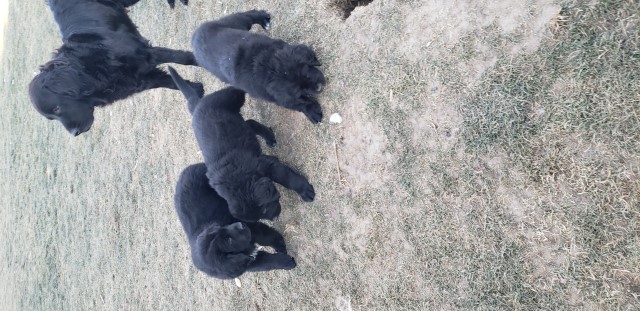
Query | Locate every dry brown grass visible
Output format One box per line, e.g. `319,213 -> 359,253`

328,0 -> 374,19
1,0 -> 638,310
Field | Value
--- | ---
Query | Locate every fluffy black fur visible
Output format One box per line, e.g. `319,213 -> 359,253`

175,163 -> 296,279
192,10 -> 326,123
29,0 -> 202,136
168,66 -> 315,222
167,0 -> 188,8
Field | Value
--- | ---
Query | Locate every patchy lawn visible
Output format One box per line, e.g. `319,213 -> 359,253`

1,0 -> 638,310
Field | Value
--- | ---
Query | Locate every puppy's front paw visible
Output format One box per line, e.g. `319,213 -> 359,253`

273,241 -> 288,254
266,138 -> 277,147
298,183 -> 315,202
247,10 -> 271,30
266,128 -> 277,147
277,254 -> 296,270
167,0 -> 187,8
261,16 -> 271,30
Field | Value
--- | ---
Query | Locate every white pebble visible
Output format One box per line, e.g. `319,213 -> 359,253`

234,278 -> 242,288
329,113 -> 342,124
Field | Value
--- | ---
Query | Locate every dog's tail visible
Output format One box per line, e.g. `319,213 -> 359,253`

168,66 -> 201,114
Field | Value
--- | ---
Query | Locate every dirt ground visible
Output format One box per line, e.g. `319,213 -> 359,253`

1,0 -> 638,310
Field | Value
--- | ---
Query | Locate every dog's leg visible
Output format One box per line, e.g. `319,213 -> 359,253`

210,10 -> 271,31
246,252 -> 296,272
149,48 -> 197,66
246,222 -> 287,253
115,0 -> 141,7
167,0 -> 188,8
246,119 -> 276,147
258,155 -> 315,202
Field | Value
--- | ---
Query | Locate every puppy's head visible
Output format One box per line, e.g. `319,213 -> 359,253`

218,177 -> 281,222
196,222 -> 255,276
213,222 -> 253,253
29,57 -> 98,136
277,45 -> 326,94
250,177 -> 282,219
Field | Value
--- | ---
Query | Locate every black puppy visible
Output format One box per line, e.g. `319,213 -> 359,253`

175,163 -> 296,279
29,0 -> 201,136
168,66 -> 315,222
192,10 -> 326,123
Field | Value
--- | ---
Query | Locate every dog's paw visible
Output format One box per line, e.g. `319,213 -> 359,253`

276,254 -> 297,270
261,17 -> 271,30
304,103 -> 323,124
168,0 -> 188,8
273,242 -> 288,254
298,183 -> 315,202
249,10 -> 271,30
265,128 -> 277,147
190,82 -> 205,97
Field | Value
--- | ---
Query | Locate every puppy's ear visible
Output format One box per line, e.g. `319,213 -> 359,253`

40,58 -> 69,72
220,192 -> 261,222
253,177 -> 280,202
291,45 -> 321,66
41,74 -> 81,98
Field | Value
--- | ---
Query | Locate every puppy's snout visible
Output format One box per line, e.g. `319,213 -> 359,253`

230,222 -> 245,231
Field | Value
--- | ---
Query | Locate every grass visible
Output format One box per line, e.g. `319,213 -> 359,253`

1,0 -> 639,310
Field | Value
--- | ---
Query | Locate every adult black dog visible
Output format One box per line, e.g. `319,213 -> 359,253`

29,0 -> 201,136
192,10 -> 326,123
168,66 -> 315,222
175,163 -> 296,279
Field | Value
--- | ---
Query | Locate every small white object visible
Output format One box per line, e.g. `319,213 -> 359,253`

329,113 -> 342,124
234,278 -> 242,287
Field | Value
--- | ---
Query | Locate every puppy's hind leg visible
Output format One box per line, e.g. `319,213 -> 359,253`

246,119 -> 276,147
246,252 -> 296,272
210,10 -> 271,31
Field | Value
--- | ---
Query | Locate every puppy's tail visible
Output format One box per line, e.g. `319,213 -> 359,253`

168,66 -> 201,114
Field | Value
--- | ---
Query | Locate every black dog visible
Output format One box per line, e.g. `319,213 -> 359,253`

192,10 -> 326,123
29,0 -> 202,136
175,163 -> 297,279
168,66 -> 315,222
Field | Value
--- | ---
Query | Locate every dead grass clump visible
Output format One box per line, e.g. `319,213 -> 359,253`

330,0 -> 374,19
